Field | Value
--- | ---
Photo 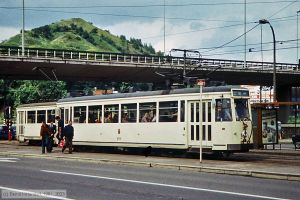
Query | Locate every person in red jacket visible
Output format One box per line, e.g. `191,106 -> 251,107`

40,121 -> 51,154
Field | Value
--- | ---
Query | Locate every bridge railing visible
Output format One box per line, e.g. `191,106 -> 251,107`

0,46 -> 298,72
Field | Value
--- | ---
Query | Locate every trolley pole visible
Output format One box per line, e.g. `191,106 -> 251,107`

197,79 -> 205,163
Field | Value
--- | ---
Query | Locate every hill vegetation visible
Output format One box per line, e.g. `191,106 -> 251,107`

1,18 -> 157,55
0,18 -> 159,119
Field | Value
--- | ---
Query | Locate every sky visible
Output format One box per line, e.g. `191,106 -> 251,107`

0,0 -> 299,64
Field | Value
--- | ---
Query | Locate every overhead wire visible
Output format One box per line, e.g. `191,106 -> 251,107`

194,23 -> 260,53
268,0 -> 298,19
0,1 -> 297,8
202,45 -> 299,57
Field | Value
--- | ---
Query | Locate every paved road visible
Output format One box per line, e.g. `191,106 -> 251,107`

0,156 -> 299,200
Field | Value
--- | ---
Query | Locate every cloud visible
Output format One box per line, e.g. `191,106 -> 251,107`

102,19 -> 218,54
0,27 -> 20,42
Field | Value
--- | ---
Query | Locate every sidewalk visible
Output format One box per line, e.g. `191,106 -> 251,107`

0,140 -> 300,182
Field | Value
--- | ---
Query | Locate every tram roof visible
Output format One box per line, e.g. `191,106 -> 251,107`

17,101 -> 57,108
58,85 -> 244,103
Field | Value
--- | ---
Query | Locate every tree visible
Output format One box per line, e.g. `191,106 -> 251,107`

13,81 -> 67,106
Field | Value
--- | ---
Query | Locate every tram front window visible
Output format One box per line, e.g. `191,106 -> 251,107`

215,99 -> 232,122
234,99 -> 250,121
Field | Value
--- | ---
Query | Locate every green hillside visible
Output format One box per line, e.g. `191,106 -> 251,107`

0,18 -> 157,54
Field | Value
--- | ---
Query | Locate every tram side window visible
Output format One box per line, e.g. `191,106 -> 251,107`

234,99 -> 250,121
215,99 -> 232,121
121,104 -> 137,123
47,110 -> 55,123
27,111 -> 36,123
73,106 -> 87,123
159,101 -> 178,122
180,100 -> 185,122
88,105 -> 102,123
104,104 -> 119,123
37,110 -> 46,123
139,102 -> 156,123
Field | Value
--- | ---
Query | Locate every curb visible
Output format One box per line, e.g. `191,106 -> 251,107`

1,152 -> 300,182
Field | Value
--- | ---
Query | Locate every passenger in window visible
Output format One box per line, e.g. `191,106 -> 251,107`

223,108 -> 232,121
151,113 -> 157,122
79,114 -> 85,123
149,110 -> 156,122
95,118 -> 101,123
122,113 -> 129,123
112,112 -> 118,123
141,112 -> 150,122
104,112 -> 113,123
172,111 -> 178,122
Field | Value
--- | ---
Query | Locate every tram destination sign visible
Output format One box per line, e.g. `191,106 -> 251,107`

197,79 -> 206,86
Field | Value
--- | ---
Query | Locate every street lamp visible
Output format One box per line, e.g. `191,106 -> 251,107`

297,10 -> 300,68
259,19 -> 276,102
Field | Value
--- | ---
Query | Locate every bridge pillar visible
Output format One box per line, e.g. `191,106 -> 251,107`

277,85 -> 292,124
277,85 -> 300,123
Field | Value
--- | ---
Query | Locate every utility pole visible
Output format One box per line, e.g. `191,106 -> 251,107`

22,0 -> 25,57
244,0 -> 247,68
297,10 -> 300,69
163,0 -> 166,55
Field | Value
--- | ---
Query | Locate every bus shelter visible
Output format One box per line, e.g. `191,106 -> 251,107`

252,102 -> 300,149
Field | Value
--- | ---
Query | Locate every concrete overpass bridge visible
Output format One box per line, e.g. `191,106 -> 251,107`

0,46 -> 300,87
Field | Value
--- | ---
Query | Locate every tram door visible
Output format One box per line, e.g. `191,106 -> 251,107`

17,111 -> 25,138
188,101 -> 212,147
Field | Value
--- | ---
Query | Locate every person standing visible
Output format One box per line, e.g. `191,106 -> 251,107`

62,121 -> 74,154
47,120 -> 57,152
55,116 -> 64,146
40,121 -> 51,154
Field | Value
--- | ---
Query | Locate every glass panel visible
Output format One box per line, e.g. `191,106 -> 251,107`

139,102 -> 156,123
70,107 -> 73,122
202,102 -> 206,122
196,125 -> 199,140
234,99 -> 250,121
202,125 -> 206,141
208,102 -> 211,122
208,125 -> 212,141
88,105 -> 102,123
180,100 -> 185,122
64,109 -> 69,124
121,104 -> 137,123
159,101 -> 178,122
191,103 -> 194,122
104,104 -> 119,123
215,99 -> 232,121
191,125 -> 194,140
74,106 -> 87,123
196,103 -> 199,122
27,111 -> 36,124
37,110 -> 46,123
47,110 -> 55,123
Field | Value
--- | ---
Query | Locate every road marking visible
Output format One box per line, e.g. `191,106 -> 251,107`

0,186 -> 75,200
0,158 -> 19,163
41,169 -> 290,200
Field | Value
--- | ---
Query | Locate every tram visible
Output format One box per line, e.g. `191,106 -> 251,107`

16,86 -> 253,153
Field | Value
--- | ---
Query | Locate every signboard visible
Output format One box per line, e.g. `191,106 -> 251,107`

197,79 -> 205,86
262,109 -> 278,144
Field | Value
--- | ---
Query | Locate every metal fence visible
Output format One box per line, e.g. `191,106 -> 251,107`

0,46 -> 298,72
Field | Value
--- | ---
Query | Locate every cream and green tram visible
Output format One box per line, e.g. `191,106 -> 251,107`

16,102 -> 58,143
56,86 -> 253,153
